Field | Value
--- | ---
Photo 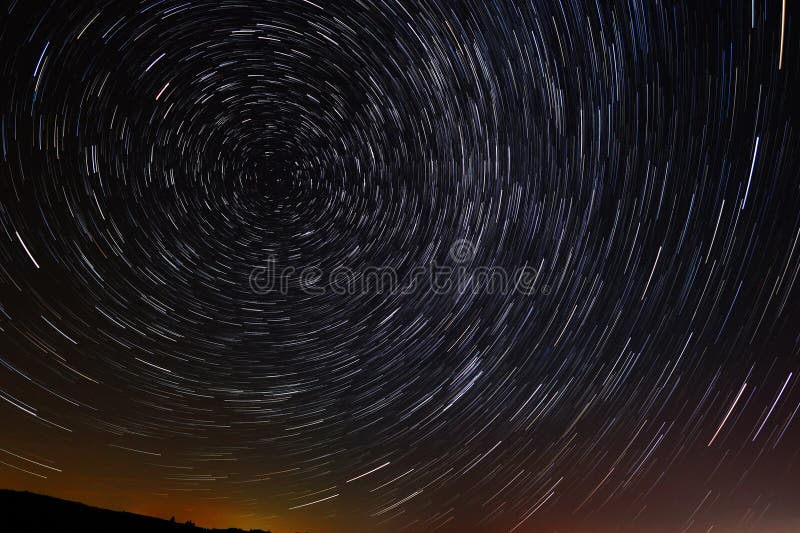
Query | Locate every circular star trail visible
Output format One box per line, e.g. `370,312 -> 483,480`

1,1 -> 800,531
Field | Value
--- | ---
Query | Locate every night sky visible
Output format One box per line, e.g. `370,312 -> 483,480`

1,1 -> 800,531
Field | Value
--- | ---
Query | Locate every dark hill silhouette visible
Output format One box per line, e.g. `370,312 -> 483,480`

0,489 -> 276,533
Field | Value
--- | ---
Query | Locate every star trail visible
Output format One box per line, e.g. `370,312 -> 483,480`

1,1 -> 799,531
